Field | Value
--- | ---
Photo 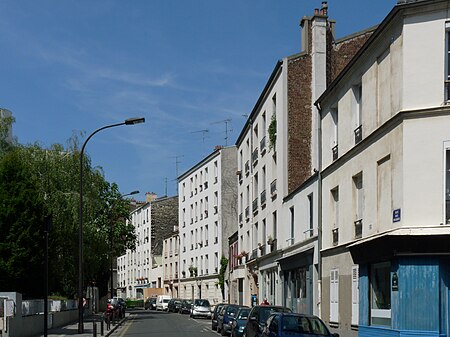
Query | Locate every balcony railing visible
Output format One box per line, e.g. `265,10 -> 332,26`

260,190 -> 266,206
252,148 -> 259,166
332,144 -> 338,161
252,197 -> 258,214
245,160 -> 250,176
354,125 -> 362,144
270,179 -> 277,198
260,136 -> 266,155
332,228 -> 339,246
249,249 -> 258,261
354,219 -> 363,238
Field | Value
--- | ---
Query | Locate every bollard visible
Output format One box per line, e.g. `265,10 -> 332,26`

93,320 -> 97,337
101,318 -> 104,336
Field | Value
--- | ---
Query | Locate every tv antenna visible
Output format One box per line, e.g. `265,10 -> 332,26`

191,129 -> 209,144
169,155 -> 184,193
211,118 -> 232,146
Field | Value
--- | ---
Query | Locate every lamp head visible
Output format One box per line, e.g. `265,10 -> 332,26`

125,117 -> 145,125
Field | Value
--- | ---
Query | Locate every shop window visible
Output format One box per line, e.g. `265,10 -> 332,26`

370,262 -> 391,327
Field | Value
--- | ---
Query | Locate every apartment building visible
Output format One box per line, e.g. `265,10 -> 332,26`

162,234 -> 180,297
178,146 -> 237,304
231,2 -> 374,314
117,194 -> 178,299
318,1 -> 450,336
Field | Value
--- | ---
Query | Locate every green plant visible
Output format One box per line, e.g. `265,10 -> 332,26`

218,256 -> 228,298
268,114 -> 277,150
188,265 -> 198,277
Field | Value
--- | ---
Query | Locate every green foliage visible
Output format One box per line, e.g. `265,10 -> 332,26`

218,256 -> 228,299
0,137 -> 136,299
268,114 -> 277,150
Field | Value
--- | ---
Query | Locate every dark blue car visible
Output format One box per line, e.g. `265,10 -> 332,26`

261,312 -> 339,337
218,304 -> 247,335
230,307 -> 250,337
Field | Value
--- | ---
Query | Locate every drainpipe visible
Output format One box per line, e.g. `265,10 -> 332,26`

314,100 -> 323,318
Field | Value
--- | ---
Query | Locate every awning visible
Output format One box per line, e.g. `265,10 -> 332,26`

348,226 -> 450,264
276,247 -> 314,270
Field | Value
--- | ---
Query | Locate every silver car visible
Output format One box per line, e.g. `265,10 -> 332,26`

190,299 -> 211,319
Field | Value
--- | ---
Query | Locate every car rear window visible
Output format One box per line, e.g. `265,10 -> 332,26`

237,309 -> 250,319
260,307 -> 292,323
281,316 -> 329,335
195,299 -> 210,306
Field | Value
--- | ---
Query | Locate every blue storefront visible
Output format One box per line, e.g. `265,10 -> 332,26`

349,231 -> 450,337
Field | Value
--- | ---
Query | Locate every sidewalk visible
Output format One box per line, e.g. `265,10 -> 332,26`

38,314 -> 128,337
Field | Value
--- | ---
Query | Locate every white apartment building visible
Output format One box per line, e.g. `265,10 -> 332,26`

117,194 -> 178,299
162,234 -> 180,297
178,146 -> 237,304
318,1 -> 450,336
117,202 -> 152,299
232,2 -> 370,313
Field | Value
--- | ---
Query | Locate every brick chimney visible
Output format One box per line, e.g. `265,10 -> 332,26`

146,192 -> 157,203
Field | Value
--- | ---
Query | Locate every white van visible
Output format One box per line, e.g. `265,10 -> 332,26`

156,295 -> 171,311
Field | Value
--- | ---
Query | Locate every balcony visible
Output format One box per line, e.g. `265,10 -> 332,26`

252,148 -> 259,166
332,228 -> 339,246
354,125 -> 362,144
260,190 -> 266,207
245,206 -> 250,221
332,144 -> 338,161
249,249 -> 258,261
260,136 -> 266,155
354,219 -> 363,238
252,197 -> 258,214
270,179 -> 277,198
245,160 -> 250,176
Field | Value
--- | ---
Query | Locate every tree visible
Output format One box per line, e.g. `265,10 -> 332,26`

0,137 -> 136,298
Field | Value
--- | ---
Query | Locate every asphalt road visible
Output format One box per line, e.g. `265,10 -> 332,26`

110,309 -> 219,337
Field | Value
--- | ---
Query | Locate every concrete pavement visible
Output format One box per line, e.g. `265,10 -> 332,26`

37,313 -> 128,337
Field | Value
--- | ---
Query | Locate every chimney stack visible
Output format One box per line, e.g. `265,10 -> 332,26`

146,192 -> 157,203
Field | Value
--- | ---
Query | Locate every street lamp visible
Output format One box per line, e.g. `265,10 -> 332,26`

78,117 -> 144,333
109,190 -> 140,300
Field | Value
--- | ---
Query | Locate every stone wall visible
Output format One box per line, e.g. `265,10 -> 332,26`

151,196 -> 179,256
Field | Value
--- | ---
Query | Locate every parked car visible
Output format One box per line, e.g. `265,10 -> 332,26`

261,312 -> 339,337
144,297 -> 156,310
179,299 -> 193,314
217,304 -> 246,336
230,307 -> 250,337
244,305 -> 292,337
190,299 -> 211,319
168,298 -> 182,313
156,295 -> 172,311
211,303 -> 226,330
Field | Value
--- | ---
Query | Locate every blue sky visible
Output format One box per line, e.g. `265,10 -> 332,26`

0,0 -> 396,200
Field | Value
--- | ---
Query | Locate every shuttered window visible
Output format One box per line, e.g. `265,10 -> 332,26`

330,268 -> 339,322
351,265 -> 359,326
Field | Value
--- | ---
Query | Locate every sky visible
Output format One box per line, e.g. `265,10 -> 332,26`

0,0 -> 397,201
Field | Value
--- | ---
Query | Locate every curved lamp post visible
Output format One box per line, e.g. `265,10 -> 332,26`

109,190 -> 140,300
78,117 -> 144,333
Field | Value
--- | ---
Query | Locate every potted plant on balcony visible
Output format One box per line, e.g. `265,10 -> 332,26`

267,235 -> 274,245
188,265 -> 198,277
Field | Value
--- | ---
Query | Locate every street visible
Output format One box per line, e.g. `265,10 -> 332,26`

110,309 -> 218,337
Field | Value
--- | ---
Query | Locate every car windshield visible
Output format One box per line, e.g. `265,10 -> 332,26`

237,309 -> 250,319
194,300 -> 210,306
226,306 -> 238,315
260,307 -> 292,323
281,315 -> 330,335
163,299 -> 170,303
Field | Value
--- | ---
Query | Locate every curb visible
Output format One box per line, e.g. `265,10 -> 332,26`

104,316 -> 127,337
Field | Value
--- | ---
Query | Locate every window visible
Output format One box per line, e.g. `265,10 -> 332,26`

331,187 -> 339,245
353,83 -> 362,144
370,262 -> 391,326
353,173 -> 364,223
446,146 -> 450,223
447,22 -> 450,100
352,265 -> 359,326
331,108 -> 338,160
330,268 -> 339,323
289,207 -> 294,245
307,193 -> 313,237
